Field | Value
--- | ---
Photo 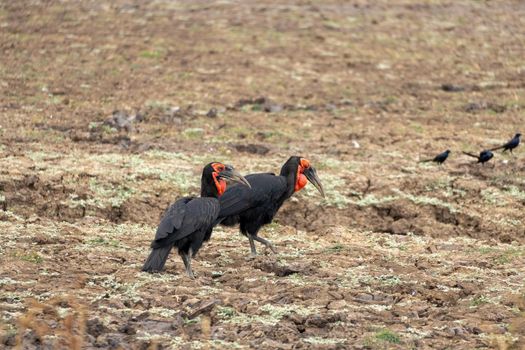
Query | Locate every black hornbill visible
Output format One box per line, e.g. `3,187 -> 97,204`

142,162 -> 250,278
490,133 -> 521,153
419,150 -> 451,164
218,156 -> 324,256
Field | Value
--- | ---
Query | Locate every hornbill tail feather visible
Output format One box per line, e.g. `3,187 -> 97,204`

462,151 -> 478,159
142,245 -> 173,272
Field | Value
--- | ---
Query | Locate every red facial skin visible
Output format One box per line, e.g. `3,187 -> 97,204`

294,158 -> 310,192
211,163 -> 227,196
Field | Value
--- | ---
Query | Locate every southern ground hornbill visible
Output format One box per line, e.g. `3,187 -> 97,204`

218,156 -> 324,256
142,162 -> 250,278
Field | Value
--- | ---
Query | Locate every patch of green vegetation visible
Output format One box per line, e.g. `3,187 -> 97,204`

88,178 -> 135,208
353,194 -> 398,207
26,151 -> 63,162
139,49 -> 164,59
317,158 -> 356,171
410,122 -> 424,133
481,188 -> 508,206
477,246 -> 497,254
396,190 -> 457,213
220,303 -> 316,326
18,251 -> 43,264
260,304 -> 312,320
470,295 -> 490,307
182,128 -> 205,139
89,275 -> 143,304
377,275 -> 401,286
498,218 -> 522,227
216,306 -> 236,319
495,248 -> 524,265
183,317 -> 200,325
263,221 -> 280,233
144,99 -> 171,109
325,243 -> 345,252
286,274 -> 309,286
375,329 -> 401,344
424,178 -> 450,191
505,186 -> 525,201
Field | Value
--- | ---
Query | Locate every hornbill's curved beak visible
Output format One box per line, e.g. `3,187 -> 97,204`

304,166 -> 325,197
219,166 -> 251,188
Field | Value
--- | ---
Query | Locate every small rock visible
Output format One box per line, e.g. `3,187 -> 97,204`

234,143 -> 270,155
325,103 -> 337,111
305,313 -> 343,327
24,175 -> 39,188
327,300 -> 346,310
86,318 -> 108,338
441,83 -> 465,92
486,102 -> 506,113
104,110 -> 142,132
388,218 -> 411,235
463,102 -> 483,113
285,312 -> 305,325
187,299 -> 219,319
354,293 -> 374,303
262,339 -> 292,349
327,291 -> 344,300
263,101 -> 283,113
1,333 -> 15,346
118,323 -> 136,335
206,107 -> 218,118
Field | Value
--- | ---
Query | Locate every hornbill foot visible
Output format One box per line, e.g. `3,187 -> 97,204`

267,244 -> 277,254
252,235 -> 277,254
244,253 -> 257,261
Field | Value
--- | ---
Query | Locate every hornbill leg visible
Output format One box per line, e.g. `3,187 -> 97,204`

181,252 -> 195,279
248,235 -> 257,256
252,235 -> 277,254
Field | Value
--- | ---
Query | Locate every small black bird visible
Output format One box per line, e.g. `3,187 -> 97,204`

462,150 -> 494,164
490,133 -> 521,153
142,162 -> 250,278
218,156 -> 324,256
419,150 -> 451,164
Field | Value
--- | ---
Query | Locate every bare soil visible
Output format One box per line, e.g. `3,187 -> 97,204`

1,1 -> 525,349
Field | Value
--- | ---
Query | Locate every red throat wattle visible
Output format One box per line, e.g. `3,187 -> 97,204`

295,172 -> 307,192
212,172 -> 227,196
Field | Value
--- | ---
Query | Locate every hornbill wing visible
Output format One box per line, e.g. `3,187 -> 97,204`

218,173 -> 286,219
153,198 -> 220,244
154,197 -> 194,241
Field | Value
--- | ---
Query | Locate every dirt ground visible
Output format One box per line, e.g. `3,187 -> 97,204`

1,0 -> 525,349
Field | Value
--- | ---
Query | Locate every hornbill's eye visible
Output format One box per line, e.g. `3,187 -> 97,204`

212,163 -> 225,172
